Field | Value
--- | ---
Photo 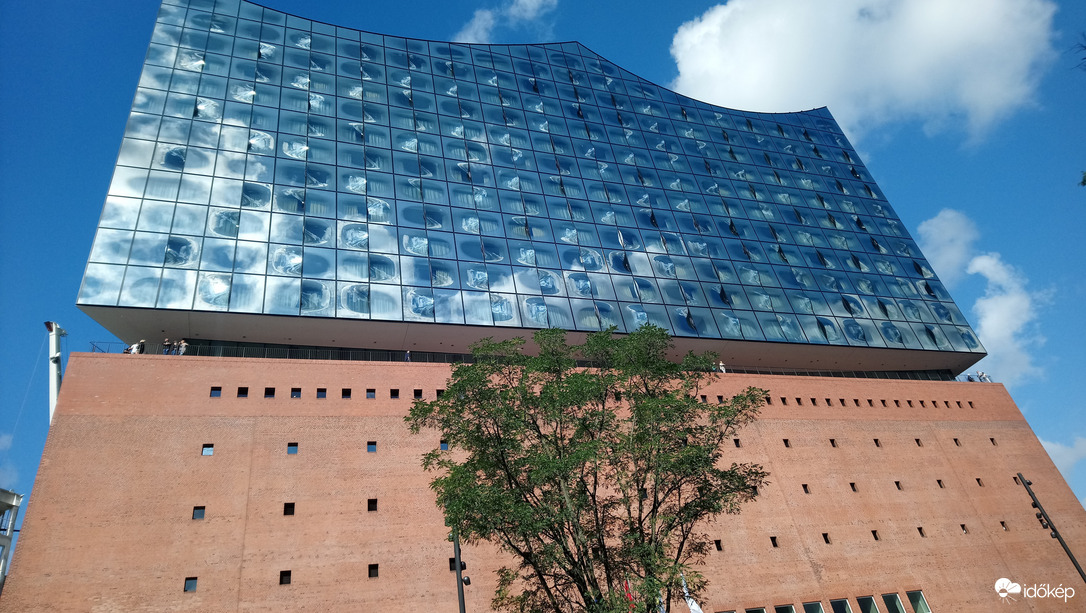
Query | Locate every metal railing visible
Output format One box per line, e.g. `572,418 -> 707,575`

89,341 -> 470,364
87,340 -> 978,381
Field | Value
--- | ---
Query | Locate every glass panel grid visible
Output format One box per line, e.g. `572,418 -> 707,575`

79,0 -> 983,356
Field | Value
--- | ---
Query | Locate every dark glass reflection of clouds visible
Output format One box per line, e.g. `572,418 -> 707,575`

777,314 -> 804,342
341,284 -> 370,314
302,250 -> 334,277
271,246 -> 303,276
608,251 -> 634,272
248,131 -> 274,154
855,277 -> 875,294
841,295 -> 864,316
368,199 -> 392,223
160,146 -> 188,170
158,270 -> 195,308
923,324 -> 950,349
369,255 -> 397,282
881,322 -> 903,344
816,318 -> 840,342
538,270 -> 560,295
304,167 -> 330,188
122,270 -> 160,306
791,267 -> 815,288
566,273 -> 592,297
653,255 -> 676,278
401,233 -> 429,256
242,183 -> 272,208
931,302 -> 952,323
341,224 -> 369,249
624,304 -> 649,328
490,294 -> 514,321
843,319 -> 866,343
515,246 -> 536,266
165,236 -> 198,267
900,300 -> 922,321
464,266 -> 488,290
957,327 -> 980,349
792,293 -> 814,314
276,188 -> 306,214
876,298 -> 897,318
79,264 -> 123,305
211,211 -> 240,238
407,288 -> 435,318
596,303 -> 620,329
675,307 -> 698,335
198,273 -> 231,308
430,261 -> 456,287
918,280 -> 939,299
482,239 -> 506,263
302,219 -> 332,245
580,248 -> 604,271
524,297 -> 548,326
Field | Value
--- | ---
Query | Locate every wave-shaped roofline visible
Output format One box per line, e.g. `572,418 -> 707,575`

234,0 -> 838,122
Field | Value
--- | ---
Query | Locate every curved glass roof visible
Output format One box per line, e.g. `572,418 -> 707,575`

78,0 -> 984,369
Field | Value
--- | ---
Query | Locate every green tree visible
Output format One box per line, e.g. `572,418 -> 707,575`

407,326 -> 768,613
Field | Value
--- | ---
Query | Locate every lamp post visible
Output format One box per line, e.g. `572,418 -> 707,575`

1018,472 -> 1086,585
452,528 -> 470,613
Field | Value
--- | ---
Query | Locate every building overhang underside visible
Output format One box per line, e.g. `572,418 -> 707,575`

82,304 -> 984,375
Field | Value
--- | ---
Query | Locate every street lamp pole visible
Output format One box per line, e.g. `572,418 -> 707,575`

1018,472 -> 1086,585
453,528 -> 468,613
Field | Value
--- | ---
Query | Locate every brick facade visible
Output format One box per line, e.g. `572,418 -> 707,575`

2,353 -> 1082,612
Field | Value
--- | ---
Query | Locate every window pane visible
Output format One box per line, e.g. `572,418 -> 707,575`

905,592 -> 930,613
829,600 -> 853,613
855,597 -> 880,613
881,595 -> 907,613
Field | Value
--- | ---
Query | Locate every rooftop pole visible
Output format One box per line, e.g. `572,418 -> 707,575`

44,322 -> 67,423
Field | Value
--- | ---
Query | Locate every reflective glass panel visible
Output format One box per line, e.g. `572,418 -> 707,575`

79,0 -> 983,363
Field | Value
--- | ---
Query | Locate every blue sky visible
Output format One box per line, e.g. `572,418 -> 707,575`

1,0 -> 1083,537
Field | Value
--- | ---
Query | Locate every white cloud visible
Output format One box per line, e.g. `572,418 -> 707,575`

966,252 -> 1046,385
669,0 -> 1057,142
453,0 -> 558,44
1040,437 -> 1086,483
506,0 -> 558,22
917,210 -> 1045,386
917,209 -> 979,288
454,9 -> 498,44
0,433 -> 11,452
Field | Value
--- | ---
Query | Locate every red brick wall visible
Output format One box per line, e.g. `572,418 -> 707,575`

2,354 -> 1082,612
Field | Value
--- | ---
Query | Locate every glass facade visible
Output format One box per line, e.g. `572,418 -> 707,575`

78,0 -> 983,356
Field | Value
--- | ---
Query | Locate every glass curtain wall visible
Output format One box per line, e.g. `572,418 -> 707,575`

79,0 -> 984,357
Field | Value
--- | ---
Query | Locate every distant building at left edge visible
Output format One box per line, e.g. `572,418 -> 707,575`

0,489 -> 24,596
